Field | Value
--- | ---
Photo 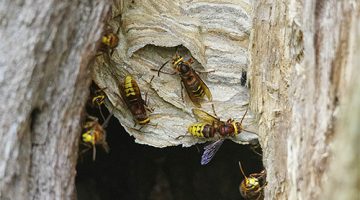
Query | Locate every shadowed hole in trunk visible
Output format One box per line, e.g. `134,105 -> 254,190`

76,84 -> 264,200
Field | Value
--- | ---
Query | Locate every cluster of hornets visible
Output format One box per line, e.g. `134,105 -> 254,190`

80,23 -> 267,200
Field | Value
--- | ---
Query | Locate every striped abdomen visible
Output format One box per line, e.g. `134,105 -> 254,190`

179,64 -> 205,98
188,123 -> 216,138
122,75 -> 150,125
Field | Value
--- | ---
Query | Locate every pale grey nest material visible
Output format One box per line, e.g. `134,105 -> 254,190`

92,0 -> 258,148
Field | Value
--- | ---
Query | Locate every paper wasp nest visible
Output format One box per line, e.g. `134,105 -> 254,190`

92,0 -> 258,147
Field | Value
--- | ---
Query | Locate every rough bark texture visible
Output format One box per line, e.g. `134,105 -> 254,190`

1,0 -> 359,199
324,6 -> 360,199
0,0 -> 108,199
249,0 -> 359,199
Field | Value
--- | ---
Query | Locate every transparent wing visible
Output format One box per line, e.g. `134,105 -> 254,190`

193,71 -> 212,101
201,139 -> 225,165
192,108 -> 222,125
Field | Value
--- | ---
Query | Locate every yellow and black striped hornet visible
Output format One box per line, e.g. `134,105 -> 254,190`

87,83 -> 109,121
187,108 -> 256,165
88,83 -> 107,107
91,91 -> 106,107
98,26 -> 120,56
155,54 -> 212,107
81,115 -> 112,161
119,75 -> 150,125
239,161 -> 267,200
189,108 -> 249,138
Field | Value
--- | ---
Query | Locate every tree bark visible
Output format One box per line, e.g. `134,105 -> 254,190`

324,5 -> 360,199
0,0 -> 108,199
1,0 -> 359,199
249,0 -> 359,199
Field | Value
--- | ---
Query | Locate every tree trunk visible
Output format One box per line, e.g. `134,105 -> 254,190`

1,0 -> 359,199
249,0 -> 359,199
0,0 -> 108,199
323,4 -> 360,199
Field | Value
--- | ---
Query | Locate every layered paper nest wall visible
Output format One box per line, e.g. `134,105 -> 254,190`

92,0 -> 258,147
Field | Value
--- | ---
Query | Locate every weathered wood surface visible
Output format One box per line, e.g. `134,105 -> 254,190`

0,0 -> 108,199
324,6 -> 360,199
249,0 -> 359,199
1,0 -> 359,199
